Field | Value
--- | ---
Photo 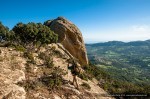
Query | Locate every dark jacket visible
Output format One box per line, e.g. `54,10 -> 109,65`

68,61 -> 80,75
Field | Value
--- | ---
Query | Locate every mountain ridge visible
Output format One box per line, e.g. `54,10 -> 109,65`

86,40 -> 150,46
86,39 -> 150,96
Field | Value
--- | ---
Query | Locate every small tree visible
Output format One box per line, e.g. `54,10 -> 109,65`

0,22 -> 16,44
0,22 -> 9,41
12,22 -> 58,47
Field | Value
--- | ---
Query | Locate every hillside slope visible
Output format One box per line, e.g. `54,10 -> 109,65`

86,40 -> 150,96
0,43 -> 113,99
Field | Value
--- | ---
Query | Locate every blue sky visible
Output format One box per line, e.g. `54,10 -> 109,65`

0,0 -> 150,43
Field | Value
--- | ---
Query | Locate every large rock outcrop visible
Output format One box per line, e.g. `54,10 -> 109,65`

44,17 -> 88,66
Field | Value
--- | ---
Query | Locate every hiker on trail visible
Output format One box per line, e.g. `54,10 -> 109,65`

68,59 -> 80,89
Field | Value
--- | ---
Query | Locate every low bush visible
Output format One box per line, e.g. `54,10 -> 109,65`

78,72 -> 88,81
81,82 -> 91,90
12,22 -> 58,46
83,62 -> 150,98
40,67 -> 67,90
45,57 -> 54,68
14,45 -> 25,52
24,52 -> 35,64
17,80 -> 38,91
38,52 -> 54,68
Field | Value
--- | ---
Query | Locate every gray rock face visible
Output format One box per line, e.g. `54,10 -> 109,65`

44,17 -> 88,66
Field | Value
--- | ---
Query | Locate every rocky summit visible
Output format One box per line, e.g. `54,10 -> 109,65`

44,17 -> 88,66
0,17 -> 113,99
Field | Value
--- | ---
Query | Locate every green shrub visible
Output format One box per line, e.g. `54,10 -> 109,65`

45,57 -> 54,68
25,63 -> 32,73
41,67 -> 66,90
24,52 -> 35,63
0,22 -> 16,43
25,80 -> 37,91
78,72 -> 88,81
14,45 -> 25,52
12,22 -> 58,46
81,82 -> 91,90
38,52 -> 46,60
39,52 -> 54,68
0,22 -> 9,41
53,50 -> 62,57
0,21 -> 58,48
18,80 -> 37,91
82,62 -> 110,80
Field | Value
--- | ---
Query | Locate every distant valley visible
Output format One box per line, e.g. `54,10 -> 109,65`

86,40 -> 150,85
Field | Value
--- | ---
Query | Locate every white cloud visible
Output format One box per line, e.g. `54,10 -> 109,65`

82,24 -> 150,43
131,25 -> 150,33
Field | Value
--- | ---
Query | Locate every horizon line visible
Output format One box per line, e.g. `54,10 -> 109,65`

85,39 -> 150,44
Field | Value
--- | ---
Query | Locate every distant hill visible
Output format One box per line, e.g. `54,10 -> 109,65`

86,40 -> 150,46
86,40 -> 150,85
86,39 -> 150,96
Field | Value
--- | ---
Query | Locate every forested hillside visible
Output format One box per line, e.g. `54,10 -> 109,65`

86,40 -> 150,96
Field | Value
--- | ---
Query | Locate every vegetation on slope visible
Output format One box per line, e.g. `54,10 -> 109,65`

0,22 -> 58,48
86,41 -> 150,98
83,63 -> 150,98
1,21 -> 111,98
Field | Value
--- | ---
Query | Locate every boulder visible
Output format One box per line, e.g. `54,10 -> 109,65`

44,17 -> 88,66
